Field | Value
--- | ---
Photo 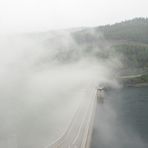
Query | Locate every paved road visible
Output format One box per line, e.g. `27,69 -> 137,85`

46,87 -> 97,148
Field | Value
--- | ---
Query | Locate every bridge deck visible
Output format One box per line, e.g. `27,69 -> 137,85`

46,88 -> 97,148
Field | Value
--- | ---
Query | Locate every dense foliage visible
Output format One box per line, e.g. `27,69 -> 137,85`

73,18 -> 148,73
97,18 -> 148,44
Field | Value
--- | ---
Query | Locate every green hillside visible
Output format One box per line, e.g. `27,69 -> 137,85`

72,18 -> 148,74
29,18 -> 148,75
97,18 -> 148,44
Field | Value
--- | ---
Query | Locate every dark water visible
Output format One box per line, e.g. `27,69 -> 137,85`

91,86 -> 148,148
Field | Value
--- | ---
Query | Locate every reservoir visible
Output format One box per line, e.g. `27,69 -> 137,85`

91,86 -> 148,148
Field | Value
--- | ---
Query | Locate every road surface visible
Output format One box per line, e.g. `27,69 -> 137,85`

45,87 -> 97,148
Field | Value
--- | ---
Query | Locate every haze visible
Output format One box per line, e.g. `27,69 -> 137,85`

0,0 -> 148,33
0,0 -> 147,148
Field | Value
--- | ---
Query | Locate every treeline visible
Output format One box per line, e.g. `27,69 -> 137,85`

36,18 -> 148,72
113,44 -> 148,69
72,18 -> 148,73
97,18 -> 148,44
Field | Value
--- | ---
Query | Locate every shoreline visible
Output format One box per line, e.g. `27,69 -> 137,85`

125,82 -> 148,87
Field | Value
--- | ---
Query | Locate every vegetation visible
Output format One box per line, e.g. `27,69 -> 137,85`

113,44 -> 148,69
120,74 -> 148,86
96,18 -> 148,44
72,18 -> 148,76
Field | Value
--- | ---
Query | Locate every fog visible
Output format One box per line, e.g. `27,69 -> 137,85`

0,30 -> 121,148
91,89 -> 148,148
0,0 -> 147,33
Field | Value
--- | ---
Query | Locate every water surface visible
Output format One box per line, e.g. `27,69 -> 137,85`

91,86 -> 148,148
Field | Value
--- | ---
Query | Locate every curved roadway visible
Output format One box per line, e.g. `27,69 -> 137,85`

46,87 -> 97,148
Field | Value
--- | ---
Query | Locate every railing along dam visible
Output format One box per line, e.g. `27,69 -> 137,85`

46,88 -> 97,148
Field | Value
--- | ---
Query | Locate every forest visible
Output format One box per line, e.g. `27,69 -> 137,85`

72,18 -> 148,75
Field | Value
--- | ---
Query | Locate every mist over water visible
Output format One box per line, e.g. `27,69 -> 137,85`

91,88 -> 148,148
0,31 -> 120,148
1,28 -> 147,148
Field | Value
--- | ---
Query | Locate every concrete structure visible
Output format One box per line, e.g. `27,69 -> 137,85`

46,88 -> 97,148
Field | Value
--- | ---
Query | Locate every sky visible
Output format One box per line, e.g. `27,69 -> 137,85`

0,0 -> 148,33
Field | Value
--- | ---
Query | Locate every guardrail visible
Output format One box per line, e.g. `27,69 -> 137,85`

45,88 -> 97,148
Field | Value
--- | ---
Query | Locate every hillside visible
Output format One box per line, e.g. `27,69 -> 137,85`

97,18 -> 148,44
25,18 -> 148,75
72,18 -> 148,75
